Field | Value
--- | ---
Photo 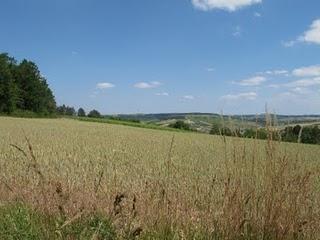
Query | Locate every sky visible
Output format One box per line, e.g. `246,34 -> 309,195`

1,0 -> 320,115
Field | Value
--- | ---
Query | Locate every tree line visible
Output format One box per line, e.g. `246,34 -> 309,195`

0,53 -> 56,115
210,123 -> 320,145
0,53 -> 103,118
56,105 -> 102,118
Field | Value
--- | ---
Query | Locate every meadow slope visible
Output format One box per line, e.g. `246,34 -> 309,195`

0,117 -> 320,239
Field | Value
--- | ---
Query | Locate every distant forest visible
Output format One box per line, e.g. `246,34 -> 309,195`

0,53 -> 56,115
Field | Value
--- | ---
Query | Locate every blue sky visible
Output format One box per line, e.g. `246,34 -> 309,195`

1,0 -> 320,114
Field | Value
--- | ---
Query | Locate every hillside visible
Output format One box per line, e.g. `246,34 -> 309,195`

110,113 -> 320,133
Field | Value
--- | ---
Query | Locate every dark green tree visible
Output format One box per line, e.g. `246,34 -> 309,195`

0,53 -> 56,115
210,123 -> 221,135
88,109 -> 101,118
15,60 -> 52,113
56,105 -> 75,116
0,53 -> 17,113
169,120 -> 191,130
77,108 -> 86,117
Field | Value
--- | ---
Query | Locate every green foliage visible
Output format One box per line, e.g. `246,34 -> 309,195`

0,53 -> 56,115
77,117 -> 186,132
243,128 -> 268,140
210,125 -> 239,137
300,126 -> 320,144
169,120 -> 191,131
280,125 -> 320,144
77,108 -> 86,117
88,109 -> 101,118
57,214 -> 116,240
0,204 -> 116,240
0,53 -> 18,113
108,115 -> 140,123
56,104 -> 76,116
0,203 -> 55,239
209,123 -> 221,135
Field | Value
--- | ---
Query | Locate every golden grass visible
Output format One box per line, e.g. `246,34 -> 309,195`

0,117 -> 320,239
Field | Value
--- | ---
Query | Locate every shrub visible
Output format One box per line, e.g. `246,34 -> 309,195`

169,120 -> 191,130
77,108 -> 86,117
87,109 -> 101,118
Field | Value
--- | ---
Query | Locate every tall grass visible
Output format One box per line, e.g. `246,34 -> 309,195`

0,117 -> 319,239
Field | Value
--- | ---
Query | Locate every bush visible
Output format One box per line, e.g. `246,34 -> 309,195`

243,128 -> 268,139
87,109 -> 101,118
77,108 -> 86,117
169,120 -> 191,130
56,104 -> 76,116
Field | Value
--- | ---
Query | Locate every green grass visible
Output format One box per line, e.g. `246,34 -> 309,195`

76,116 -> 192,133
0,203 -> 115,240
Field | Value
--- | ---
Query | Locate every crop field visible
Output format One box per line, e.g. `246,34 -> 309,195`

0,117 -> 320,239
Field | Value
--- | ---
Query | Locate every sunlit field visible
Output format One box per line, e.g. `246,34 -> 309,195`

1,117 -> 320,239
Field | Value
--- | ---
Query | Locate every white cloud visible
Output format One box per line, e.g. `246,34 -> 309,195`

236,76 -> 266,86
206,67 -> 215,72
156,92 -> 169,96
256,70 -> 289,76
283,19 -> 320,47
96,82 -> 115,89
274,70 -> 289,75
134,81 -> 161,89
191,0 -> 262,12
183,95 -> 195,100
292,65 -> 320,77
221,92 -> 257,101
291,87 -> 310,95
299,19 -> 320,45
285,77 -> 320,88
254,12 -> 261,17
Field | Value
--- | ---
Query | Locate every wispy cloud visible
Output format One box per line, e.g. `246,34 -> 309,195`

292,65 -> 320,77
191,0 -> 262,12
182,95 -> 195,100
206,67 -> 215,72
96,82 -> 115,89
134,81 -> 161,89
265,70 -> 289,76
233,26 -> 242,37
285,77 -> 320,88
282,40 -> 297,48
282,19 -> 320,47
290,87 -> 310,95
235,76 -> 266,86
221,92 -> 257,101
156,92 -> 169,96
254,12 -> 261,17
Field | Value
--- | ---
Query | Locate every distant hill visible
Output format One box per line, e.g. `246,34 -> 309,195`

105,113 -> 320,133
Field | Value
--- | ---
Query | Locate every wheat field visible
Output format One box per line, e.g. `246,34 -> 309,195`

1,117 -> 320,239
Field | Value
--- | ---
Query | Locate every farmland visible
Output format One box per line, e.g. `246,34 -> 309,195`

1,116 -> 320,239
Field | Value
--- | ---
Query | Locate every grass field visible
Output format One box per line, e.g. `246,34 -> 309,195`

1,117 -> 320,239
